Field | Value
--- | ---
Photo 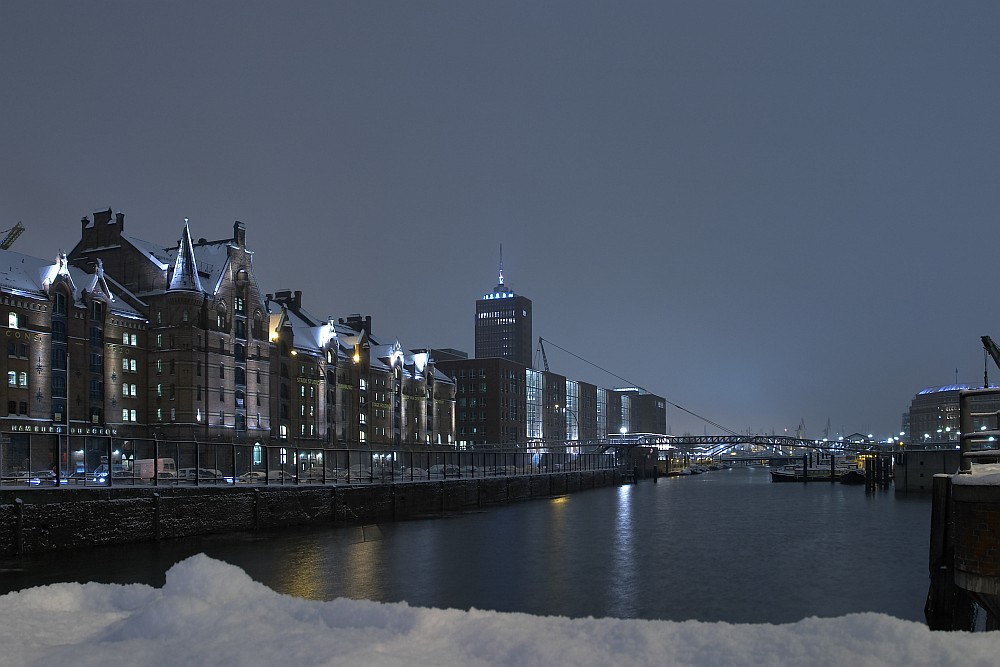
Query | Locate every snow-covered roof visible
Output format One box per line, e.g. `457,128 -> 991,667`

0,249 -> 141,318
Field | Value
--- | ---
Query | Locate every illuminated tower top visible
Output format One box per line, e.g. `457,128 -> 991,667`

475,246 -> 532,366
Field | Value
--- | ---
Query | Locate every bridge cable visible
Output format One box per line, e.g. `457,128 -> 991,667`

537,337 -> 742,437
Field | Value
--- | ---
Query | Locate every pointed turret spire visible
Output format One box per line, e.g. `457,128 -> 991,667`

169,219 -> 204,292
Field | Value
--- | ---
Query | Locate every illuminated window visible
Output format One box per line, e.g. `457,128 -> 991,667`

122,409 -> 129,421
19,372 -> 26,387
123,332 -> 129,345
131,334 -> 137,346
130,359 -> 137,372
130,409 -> 137,422
8,312 -> 17,329
7,371 -> 15,387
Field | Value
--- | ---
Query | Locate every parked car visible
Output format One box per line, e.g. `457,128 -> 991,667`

300,468 -> 331,483
177,467 -> 231,483
239,471 -> 267,484
91,464 -> 130,485
266,470 -> 297,483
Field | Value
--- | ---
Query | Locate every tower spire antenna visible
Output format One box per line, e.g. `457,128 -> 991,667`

498,243 -> 504,286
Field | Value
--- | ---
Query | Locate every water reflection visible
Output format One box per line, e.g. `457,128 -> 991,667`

0,470 -> 933,623
608,484 -> 637,618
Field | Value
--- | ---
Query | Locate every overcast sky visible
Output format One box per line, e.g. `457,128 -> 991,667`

3,2 -> 999,438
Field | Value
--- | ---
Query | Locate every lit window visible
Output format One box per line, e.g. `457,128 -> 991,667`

131,334 -> 137,346
130,409 -> 137,421
7,371 -> 14,387
130,359 -> 137,372
123,332 -> 129,345
8,312 -> 17,329
19,372 -> 26,387
122,409 -> 129,421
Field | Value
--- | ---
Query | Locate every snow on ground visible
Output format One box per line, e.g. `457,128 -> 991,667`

0,555 -> 996,667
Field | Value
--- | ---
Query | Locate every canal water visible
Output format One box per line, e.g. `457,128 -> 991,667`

0,467 -> 932,624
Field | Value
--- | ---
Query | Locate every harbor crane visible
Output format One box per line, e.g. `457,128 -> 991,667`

536,337 -> 550,372
982,335 -> 1000,387
0,222 -> 24,249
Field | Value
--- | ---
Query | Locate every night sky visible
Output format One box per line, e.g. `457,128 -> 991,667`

3,2 -> 999,439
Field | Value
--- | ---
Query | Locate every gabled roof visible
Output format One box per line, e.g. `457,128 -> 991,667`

0,249 -> 141,318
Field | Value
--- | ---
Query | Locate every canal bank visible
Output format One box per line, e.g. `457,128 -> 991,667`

0,469 -> 621,555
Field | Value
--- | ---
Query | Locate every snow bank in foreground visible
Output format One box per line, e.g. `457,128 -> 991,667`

0,555 -> 996,667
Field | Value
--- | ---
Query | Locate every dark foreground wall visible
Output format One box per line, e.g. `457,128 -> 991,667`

0,470 -> 620,555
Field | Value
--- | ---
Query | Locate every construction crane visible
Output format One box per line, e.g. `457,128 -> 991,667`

536,337 -> 550,372
982,335 -> 1000,387
0,222 -> 24,249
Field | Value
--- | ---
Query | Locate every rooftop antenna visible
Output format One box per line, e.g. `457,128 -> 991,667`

498,243 -> 504,286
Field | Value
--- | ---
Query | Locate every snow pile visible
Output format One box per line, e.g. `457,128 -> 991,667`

0,555 -> 997,667
954,462 -> 1000,486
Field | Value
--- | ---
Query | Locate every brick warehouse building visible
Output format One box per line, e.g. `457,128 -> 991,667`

0,208 -> 455,475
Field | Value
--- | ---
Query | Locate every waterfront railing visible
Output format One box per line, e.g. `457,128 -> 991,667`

0,434 -> 617,489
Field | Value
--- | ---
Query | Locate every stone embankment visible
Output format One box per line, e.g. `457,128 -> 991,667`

0,470 -> 621,555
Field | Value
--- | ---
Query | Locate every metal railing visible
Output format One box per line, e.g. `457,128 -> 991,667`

0,434 -> 618,489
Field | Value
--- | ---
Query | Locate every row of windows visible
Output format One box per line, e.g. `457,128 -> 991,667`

457,383 -> 489,394
6,342 -> 29,358
7,371 -> 27,387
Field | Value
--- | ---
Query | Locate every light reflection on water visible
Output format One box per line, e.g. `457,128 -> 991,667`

0,469 -> 932,623
608,484 -> 637,618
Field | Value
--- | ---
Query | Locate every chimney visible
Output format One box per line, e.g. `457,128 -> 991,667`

81,216 -> 90,231
115,211 -> 125,229
94,208 -> 112,225
293,290 -> 302,310
234,221 -> 246,247
344,314 -> 372,335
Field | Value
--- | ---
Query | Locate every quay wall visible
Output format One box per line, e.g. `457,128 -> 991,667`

0,470 -> 621,556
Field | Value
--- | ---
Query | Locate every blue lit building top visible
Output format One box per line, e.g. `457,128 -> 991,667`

917,384 -> 999,395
